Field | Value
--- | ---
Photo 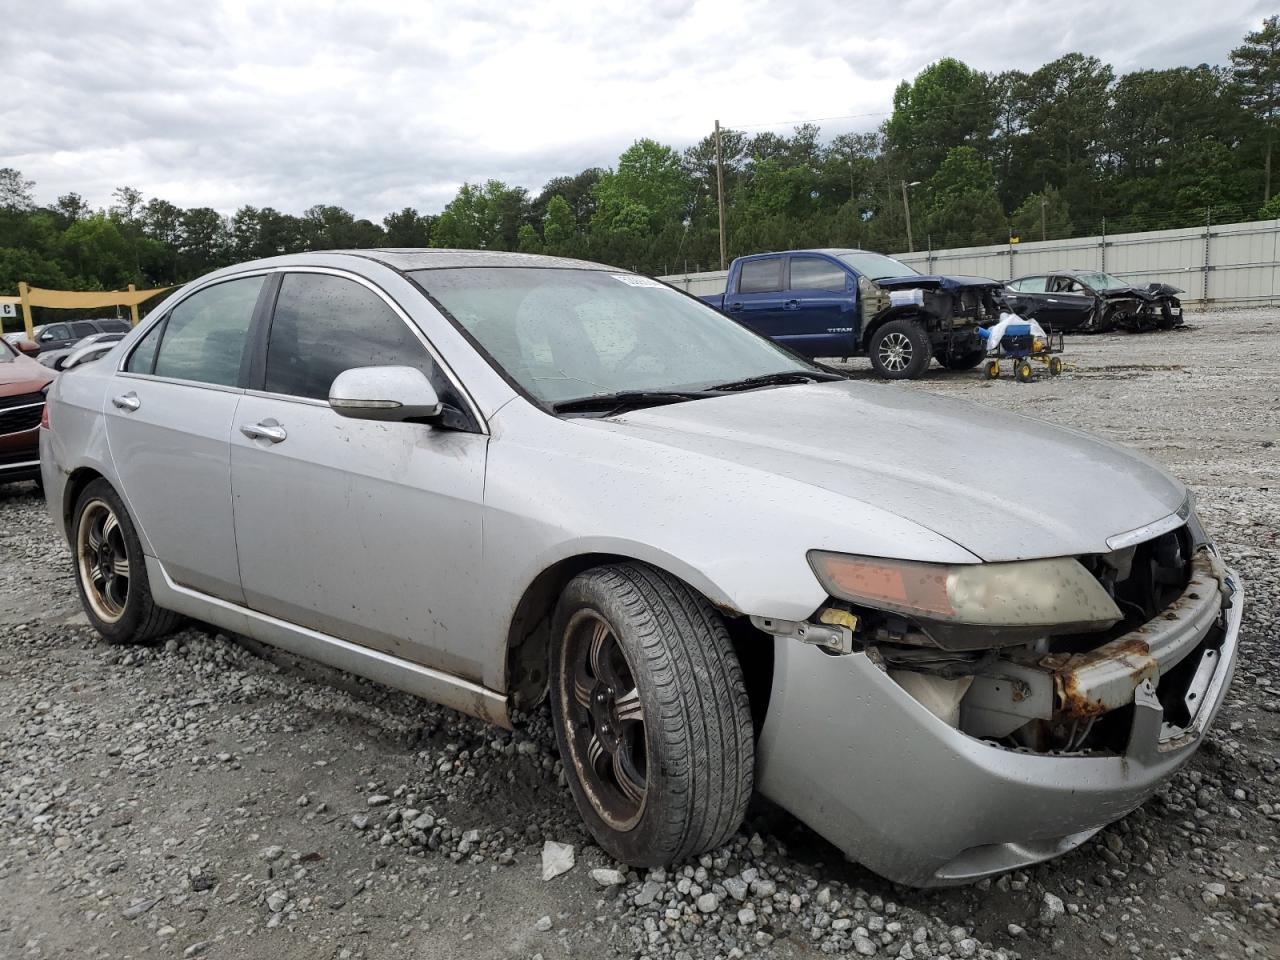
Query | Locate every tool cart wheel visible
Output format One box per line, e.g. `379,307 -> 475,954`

1048,357 -> 1064,376
1015,360 -> 1034,382
985,359 -> 1000,379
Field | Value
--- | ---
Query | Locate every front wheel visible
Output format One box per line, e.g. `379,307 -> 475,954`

869,319 -> 931,379
549,563 -> 754,866
71,479 -> 181,644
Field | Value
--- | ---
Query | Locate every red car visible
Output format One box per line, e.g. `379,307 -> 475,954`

0,336 -> 54,486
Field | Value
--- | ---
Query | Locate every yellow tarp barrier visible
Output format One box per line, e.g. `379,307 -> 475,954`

7,282 -> 172,340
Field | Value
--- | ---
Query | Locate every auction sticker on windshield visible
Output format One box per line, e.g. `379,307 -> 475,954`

611,274 -> 666,288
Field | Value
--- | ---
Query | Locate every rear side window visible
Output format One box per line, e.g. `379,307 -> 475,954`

152,276 -> 264,386
737,257 -> 783,294
99,318 -> 131,333
788,257 -> 847,293
265,273 -> 448,402
125,320 -> 165,374
1014,276 -> 1048,293
70,320 -> 98,337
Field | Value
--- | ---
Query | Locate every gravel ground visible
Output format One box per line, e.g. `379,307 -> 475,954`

1,308 -> 1277,960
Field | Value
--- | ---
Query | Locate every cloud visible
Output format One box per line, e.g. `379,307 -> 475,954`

2,0 -> 1268,219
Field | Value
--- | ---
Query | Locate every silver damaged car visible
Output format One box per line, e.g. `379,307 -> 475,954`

39,250 -> 1243,886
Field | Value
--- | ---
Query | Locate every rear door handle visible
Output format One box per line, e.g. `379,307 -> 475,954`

783,299 -> 799,309
112,392 -> 140,412
240,420 -> 287,443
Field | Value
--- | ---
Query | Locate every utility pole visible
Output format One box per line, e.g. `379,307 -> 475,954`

715,120 -> 727,270
1040,195 -> 1048,242
900,180 -> 919,253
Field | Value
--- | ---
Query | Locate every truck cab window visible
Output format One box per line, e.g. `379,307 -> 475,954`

737,258 -> 783,294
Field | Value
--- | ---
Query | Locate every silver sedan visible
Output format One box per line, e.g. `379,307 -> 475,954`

39,250 -> 1242,886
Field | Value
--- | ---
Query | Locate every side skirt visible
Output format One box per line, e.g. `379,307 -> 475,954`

145,556 -> 511,728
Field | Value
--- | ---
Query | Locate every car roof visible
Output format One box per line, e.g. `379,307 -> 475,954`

314,248 -> 615,272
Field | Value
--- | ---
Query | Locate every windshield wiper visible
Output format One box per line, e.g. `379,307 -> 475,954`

707,370 -> 845,392
551,389 -> 719,415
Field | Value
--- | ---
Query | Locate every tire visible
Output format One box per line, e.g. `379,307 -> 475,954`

1015,360 -> 1034,382
1094,305 -> 1119,333
71,478 -> 181,645
934,345 -> 988,371
1156,307 -> 1176,331
549,563 -> 754,866
868,319 -> 931,379
985,359 -> 1000,379
1049,356 -> 1064,376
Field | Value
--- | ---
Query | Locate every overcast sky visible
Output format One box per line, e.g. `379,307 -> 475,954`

3,0 -> 1271,220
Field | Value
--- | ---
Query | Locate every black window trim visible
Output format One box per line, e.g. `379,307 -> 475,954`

243,266 -> 487,435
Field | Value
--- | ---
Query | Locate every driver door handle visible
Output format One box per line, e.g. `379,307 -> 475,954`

728,302 -> 744,311
112,392 -> 140,412
240,420 -> 287,443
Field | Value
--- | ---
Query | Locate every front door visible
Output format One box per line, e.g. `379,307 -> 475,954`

229,271 -> 489,681
784,255 -> 855,357
104,274 -> 267,602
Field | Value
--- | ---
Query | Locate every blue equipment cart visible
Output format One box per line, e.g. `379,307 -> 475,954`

980,321 -> 1065,382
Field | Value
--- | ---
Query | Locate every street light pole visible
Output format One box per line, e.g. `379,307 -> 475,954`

715,120 -> 727,271
900,180 -> 920,253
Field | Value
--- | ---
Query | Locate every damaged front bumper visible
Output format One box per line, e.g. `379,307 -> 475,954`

754,555 -> 1242,887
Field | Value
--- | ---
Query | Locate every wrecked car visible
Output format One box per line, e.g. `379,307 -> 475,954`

700,249 -> 1006,379
1005,269 -> 1184,332
41,250 -> 1241,887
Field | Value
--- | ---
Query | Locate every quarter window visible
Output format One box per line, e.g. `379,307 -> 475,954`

264,273 -> 451,405
788,257 -> 847,293
152,276 -> 264,386
737,257 -> 783,294
124,319 -> 165,374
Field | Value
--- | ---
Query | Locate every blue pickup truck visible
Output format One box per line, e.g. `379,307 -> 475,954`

699,249 -> 1006,379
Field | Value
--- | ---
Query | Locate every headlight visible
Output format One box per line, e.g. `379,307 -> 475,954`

807,551 -> 1122,649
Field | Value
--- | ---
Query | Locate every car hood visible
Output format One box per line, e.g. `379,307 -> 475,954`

877,274 -> 1002,292
591,382 -> 1185,562
0,354 -> 53,395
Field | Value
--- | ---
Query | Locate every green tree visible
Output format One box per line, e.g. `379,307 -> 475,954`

885,59 -> 998,182
1010,186 -> 1072,242
383,207 -> 432,246
1231,15 -> 1280,201
0,168 -> 35,211
516,223 -> 542,253
59,214 -> 134,287
542,195 -> 577,255
592,139 -> 689,236
921,146 -> 1007,247
432,180 -> 528,250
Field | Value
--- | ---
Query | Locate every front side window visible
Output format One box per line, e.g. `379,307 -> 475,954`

264,273 -> 454,406
41,324 -> 70,342
737,257 -> 784,294
789,257 -> 848,293
412,267 -> 821,406
152,275 -> 263,386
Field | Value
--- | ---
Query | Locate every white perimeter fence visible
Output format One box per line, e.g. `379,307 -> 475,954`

659,218 -> 1280,307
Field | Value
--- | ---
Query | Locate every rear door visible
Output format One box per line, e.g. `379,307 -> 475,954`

783,255 -> 855,357
1004,276 -> 1053,319
229,270 -> 489,680
105,273 -> 268,602
723,256 -> 789,340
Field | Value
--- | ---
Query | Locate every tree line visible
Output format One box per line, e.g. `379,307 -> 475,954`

2,17 -> 1277,323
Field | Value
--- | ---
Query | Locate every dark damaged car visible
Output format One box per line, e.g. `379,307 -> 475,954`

1005,269 -> 1184,333
699,249 -> 1006,379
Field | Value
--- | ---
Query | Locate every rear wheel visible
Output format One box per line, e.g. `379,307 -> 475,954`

869,319 -> 931,380
549,563 -> 754,866
71,479 -> 181,644
1048,356 -> 1064,376
934,345 -> 987,371
1015,360 -> 1034,382
985,359 -> 1001,379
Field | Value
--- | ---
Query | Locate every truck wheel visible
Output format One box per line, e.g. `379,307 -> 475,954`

869,320 -> 931,379
549,563 -> 754,866
934,346 -> 987,371
71,479 -> 182,644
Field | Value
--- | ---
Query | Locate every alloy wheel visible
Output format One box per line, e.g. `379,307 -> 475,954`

877,331 -> 913,372
561,609 -> 647,831
76,499 -> 130,623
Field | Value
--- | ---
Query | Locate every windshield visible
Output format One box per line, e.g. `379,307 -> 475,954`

1077,272 -> 1129,291
410,268 -> 821,405
836,252 -> 918,280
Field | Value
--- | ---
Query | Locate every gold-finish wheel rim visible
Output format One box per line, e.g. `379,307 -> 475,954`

76,499 -> 129,623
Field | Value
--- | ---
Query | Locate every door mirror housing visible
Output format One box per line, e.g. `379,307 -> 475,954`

328,365 -> 443,423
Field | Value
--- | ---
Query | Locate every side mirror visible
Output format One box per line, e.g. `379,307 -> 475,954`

16,339 -> 39,355
328,365 -> 442,423
39,332 -> 54,341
